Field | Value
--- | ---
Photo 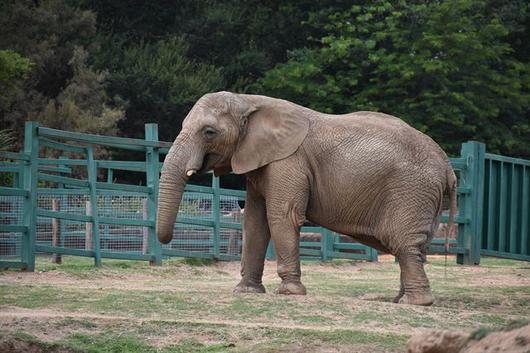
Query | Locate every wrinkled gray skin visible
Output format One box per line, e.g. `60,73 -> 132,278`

157,91 -> 457,306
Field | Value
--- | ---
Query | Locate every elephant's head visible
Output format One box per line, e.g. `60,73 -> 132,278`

156,91 -> 309,244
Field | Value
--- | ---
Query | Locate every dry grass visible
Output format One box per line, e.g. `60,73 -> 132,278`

1,255 -> 529,352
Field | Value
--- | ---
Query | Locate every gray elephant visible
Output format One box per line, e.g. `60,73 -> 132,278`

156,91 -> 457,306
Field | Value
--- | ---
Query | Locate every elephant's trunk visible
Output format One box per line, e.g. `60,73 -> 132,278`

156,133 -> 204,244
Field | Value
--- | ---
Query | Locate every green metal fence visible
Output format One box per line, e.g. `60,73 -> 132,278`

1,122 -> 529,270
481,153 -> 530,261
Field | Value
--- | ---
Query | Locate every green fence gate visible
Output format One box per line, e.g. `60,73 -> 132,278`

1,122 -> 529,270
481,153 -> 530,261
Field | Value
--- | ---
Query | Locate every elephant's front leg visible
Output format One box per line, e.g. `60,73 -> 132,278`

234,185 -> 271,293
266,185 -> 309,295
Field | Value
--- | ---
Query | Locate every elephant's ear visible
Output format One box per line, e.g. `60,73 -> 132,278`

231,106 -> 309,174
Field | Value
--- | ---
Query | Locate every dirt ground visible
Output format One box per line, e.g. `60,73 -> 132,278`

1,255 -> 529,352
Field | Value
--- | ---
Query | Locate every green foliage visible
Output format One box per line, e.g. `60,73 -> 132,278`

97,36 -> 224,141
0,50 -> 33,106
257,0 -> 530,157
1,0 -> 529,161
0,129 -> 16,151
0,0 -> 121,149
38,47 -> 124,136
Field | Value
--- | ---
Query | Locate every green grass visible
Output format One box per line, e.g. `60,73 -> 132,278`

2,331 -> 233,353
1,255 -> 529,353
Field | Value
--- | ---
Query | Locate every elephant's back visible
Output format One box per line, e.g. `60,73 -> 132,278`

310,111 -> 449,169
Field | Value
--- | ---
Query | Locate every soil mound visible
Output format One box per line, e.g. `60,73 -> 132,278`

406,322 -> 530,353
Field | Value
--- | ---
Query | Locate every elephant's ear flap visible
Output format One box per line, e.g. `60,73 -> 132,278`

231,107 -> 309,174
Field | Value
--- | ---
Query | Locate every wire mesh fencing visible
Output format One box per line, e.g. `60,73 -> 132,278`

98,192 -> 147,254
34,192 -> 153,255
36,194 -> 89,250
0,195 -> 23,260
162,192 -> 244,258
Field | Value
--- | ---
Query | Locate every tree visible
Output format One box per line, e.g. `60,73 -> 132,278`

0,0 -> 123,148
256,0 -> 530,157
38,47 -> 123,136
0,50 -> 33,110
96,36 -> 224,141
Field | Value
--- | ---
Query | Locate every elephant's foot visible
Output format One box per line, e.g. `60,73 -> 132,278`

393,291 -> 404,304
234,279 -> 266,294
276,280 -> 307,295
398,292 -> 434,306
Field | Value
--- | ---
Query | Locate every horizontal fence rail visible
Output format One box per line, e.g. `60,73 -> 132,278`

1,122 -> 529,271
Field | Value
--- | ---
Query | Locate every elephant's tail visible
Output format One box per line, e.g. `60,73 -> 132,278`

445,167 -> 458,252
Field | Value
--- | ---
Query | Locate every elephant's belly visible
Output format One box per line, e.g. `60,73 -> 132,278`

305,188 -> 393,254
305,207 -> 390,252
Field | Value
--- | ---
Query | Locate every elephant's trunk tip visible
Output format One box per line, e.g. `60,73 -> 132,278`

157,227 -> 174,244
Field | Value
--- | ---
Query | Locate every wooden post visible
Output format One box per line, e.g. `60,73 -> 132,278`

85,200 -> 93,250
51,199 -> 62,264
142,199 -> 148,255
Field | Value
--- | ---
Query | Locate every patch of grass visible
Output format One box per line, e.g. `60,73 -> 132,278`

67,333 -> 155,353
515,335 -> 528,346
13,330 -> 39,343
503,319 -> 530,331
469,327 -> 493,340
2,332 -> 68,353
469,320 -> 530,342
296,315 -> 334,324
182,257 -> 216,266
264,327 -> 408,349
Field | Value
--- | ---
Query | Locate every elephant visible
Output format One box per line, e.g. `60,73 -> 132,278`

156,91 -> 457,306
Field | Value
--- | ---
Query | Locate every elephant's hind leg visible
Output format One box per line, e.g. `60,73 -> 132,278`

393,265 -> 405,303
396,246 -> 434,306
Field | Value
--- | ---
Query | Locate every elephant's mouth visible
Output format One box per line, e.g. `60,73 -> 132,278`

198,153 -> 222,174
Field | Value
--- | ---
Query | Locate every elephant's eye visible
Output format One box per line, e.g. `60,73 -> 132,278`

202,127 -> 218,140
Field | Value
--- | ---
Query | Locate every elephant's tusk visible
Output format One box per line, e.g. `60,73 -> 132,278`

186,169 -> 197,177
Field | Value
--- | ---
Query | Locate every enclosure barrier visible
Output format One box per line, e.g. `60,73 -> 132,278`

1,122 -> 529,270
481,153 -> 530,261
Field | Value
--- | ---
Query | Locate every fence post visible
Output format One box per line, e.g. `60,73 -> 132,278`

85,201 -> 93,250
142,199 -> 148,255
212,175 -> 221,259
457,141 -> 485,265
104,168 -> 112,245
321,228 -> 334,261
266,242 -> 275,260
107,168 -> 113,183
369,247 -> 378,262
86,146 -> 101,267
51,199 -> 61,264
58,156 -> 68,249
22,121 -> 39,272
145,123 -> 162,265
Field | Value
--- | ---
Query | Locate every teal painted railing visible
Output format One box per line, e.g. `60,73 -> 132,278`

1,122 -> 529,271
